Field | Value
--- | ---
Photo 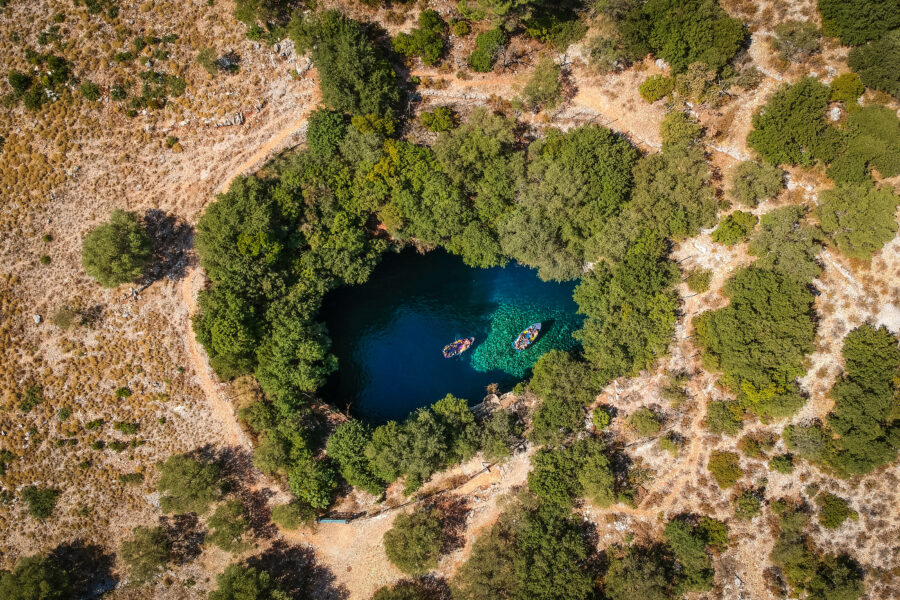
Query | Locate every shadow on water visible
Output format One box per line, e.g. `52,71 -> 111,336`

320,249 -> 582,423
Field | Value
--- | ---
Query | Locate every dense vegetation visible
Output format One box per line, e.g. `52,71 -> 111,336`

81,209 -> 151,288
818,0 -> 900,46
787,324 -> 900,476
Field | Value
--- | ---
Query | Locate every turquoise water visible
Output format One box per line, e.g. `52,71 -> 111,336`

321,249 -> 583,422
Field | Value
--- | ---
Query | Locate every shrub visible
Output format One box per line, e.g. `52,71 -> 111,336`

849,31 -> 900,99
592,406 -> 612,430
81,209 -> 151,288
747,206 -> 823,284
829,73 -> 865,103
207,499 -> 250,552
729,161 -> 784,207
419,106 -> 456,132
468,28 -> 505,72
585,35 -> 629,74
705,400 -> 743,435
18,385 -> 44,413
638,74 -> 674,103
828,105 -> 900,183
733,489 -> 762,519
480,408 -> 523,462
816,493 -> 858,529
747,77 -> 842,166
0,555 -> 72,600
197,47 -> 218,75
769,454 -> 794,474
712,211 -> 757,245
120,526 -> 172,585
326,419 -> 385,495
271,501 -> 316,530
22,486 -> 60,520
114,421 -> 139,435
522,55 -> 562,111
156,453 -> 222,514
816,183 -> 900,260
738,431 -> 777,458
115,386 -> 132,398
707,451 -> 742,488
383,507 -> 445,575
79,80 -> 101,101
452,20 -> 470,37
529,351 -> 598,445
818,0 -> 900,46
209,564 -> 287,600
528,437 -> 617,508
628,408 -> 662,437
771,20 -> 820,62
660,111 -> 703,150
306,109 -> 347,158
685,269 -> 712,293
659,434 -> 681,456
392,9 -> 447,66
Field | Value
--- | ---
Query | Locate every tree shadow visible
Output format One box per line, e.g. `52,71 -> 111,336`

427,494 -> 470,555
159,513 -> 205,565
49,540 -> 117,599
246,541 -> 348,600
239,486 -> 279,540
379,577 -> 452,600
141,209 -> 194,284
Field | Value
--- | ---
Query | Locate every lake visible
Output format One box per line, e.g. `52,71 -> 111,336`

321,249 -> 583,422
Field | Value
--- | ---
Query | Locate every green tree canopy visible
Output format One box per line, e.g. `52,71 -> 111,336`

327,419 -> 386,495
747,77 -> 843,167
771,20 -> 820,62
528,437 -> 616,508
521,55 -> 562,111
209,564 -> 289,600
729,161 -> 784,207
528,350 -> 598,445
711,211 -> 757,246
818,0 -> 900,46
207,499 -> 251,552
120,526 -> 172,585
747,205 -> 823,284
0,555 -> 72,600
816,183 -> 900,261
21,486 -> 60,520
694,268 -> 815,418
81,209 -> 151,288
849,30 -> 900,99
383,507 -> 446,575
156,453 -> 222,514
393,9 -> 447,66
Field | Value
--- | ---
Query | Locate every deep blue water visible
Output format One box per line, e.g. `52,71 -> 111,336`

321,249 -> 582,422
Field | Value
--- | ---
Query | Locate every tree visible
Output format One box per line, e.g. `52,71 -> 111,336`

818,0 -> 900,46
816,183 -> 900,261
383,508 -> 446,575
711,211 -> 757,245
393,9 -> 447,66
633,0 -> 745,73
120,526 -> 171,585
849,31 -> 900,99
771,20 -> 820,62
0,555 -> 72,600
659,111 -> 703,150
468,28 -> 506,72
289,10 -> 399,117
81,209 -> 151,288
628,408 -> 662,436
207,499 -> 251,552
528,350 -> 598,445
373,581 -> 431,600
287,453 -> 338,509
21,486 -> 59,520
746,77 -> 842,166
306,109 -> 347,158
828,105 -> 900,184
528,437 -> 616,508
156,453 -> 222,514
816,493 -> 858,529
747,206 -> 823,284
480,409 -> 524,462
706,400 -> 743,435
420,106 -> 456,133
664,517 -> 722,593
575,233 -> 679,384
521,55 -> 562,111
729,161 -> 784,207
327,419 -> 385,495
271,501 -> 316,529
638,75 -> 674,103
604,547 -> 672,600
829,73 -> 865,104
209,564 -> 289,600
733,489 -> 762,520
694,268 -> 815,418
233,0 -> 294,28
707,451 -> 742,488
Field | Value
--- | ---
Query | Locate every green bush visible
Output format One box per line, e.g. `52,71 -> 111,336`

707,451 -> 742,488
849,31 -> 900,99
306,109 -> 347,158
816,493 -> 858,529
769,454 -> 794,474
828,105 -> 900,183
705,400 -> 743,435
733,489 -> 762,519
522,55 -> 562,111
592,406 -> 612,430
480,408 -> 523,462
659,434 -> 682,456
22,486 -> 60,520
771,20 -> 820,62
207,499 -> 250,552
326,419 -> 385,495
638,74 -> 674,103
685,269 -> 712,293
711,211 -> 757,245
694,268 -> 815,418
738,431 -> 777,458
209,564 -> 288,600
156,453 -> 222,514
383,507 -> 446,575
79,80 -> 101,101
528,437 -> 617,508
0,555 -> 72,600
747,77 -> 842,166
660,111 -> 703,149
747,206 -> 823,284
373,581 -> 431,600
628,408 -> 662,437
816,183 -> 900,260
17,385 -> 44,413
120,526 -> 172,584
729,161 -> 784,206
393,9 -> 447,66
818,0 -> 900,46
452,20 -> 470,37
81,209 -> 151,288
468,28 -> 505,72
829,73 -> 865,103
420,106 -> 456,132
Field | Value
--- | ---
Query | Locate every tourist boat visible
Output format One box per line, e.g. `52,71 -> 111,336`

443,337 -> 474,358
512,323 -> 541,351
